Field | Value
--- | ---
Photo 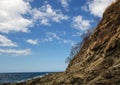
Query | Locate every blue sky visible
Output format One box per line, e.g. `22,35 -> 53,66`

0,0 -> 115,72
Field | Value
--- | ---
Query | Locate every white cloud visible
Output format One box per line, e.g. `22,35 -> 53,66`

0,34 -> 17,47
62,39 -> 75,46
0,0 -> 69,56
72,15 -> 91,31
0,0 -> 32,33
31,4 -> 69,26
43,37 -> 53,42
24,0 -> 33,2
60,0 -> 70,10
41,32 -> 75,45
0,0 -> 68,33
26,39 -> 39,45
46,32 -> 60,40
43,32 -> 60,42
82,0 -> 116,17
72,32 -> 83,37
0,49 -> 31,56
0,34 -> 31,56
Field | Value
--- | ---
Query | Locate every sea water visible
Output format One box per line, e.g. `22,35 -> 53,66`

0,72 -> 49,84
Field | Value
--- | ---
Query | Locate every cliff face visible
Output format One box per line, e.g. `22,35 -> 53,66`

65,0 -> 120,84
8,0 -> 120,85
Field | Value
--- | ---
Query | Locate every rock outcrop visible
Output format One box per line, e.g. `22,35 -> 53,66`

6,0 -> 120,85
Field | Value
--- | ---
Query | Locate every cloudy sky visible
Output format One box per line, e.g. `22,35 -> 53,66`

0,0 -> 115,72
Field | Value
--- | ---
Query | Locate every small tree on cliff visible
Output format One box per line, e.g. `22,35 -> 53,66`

65,29 -> 93,64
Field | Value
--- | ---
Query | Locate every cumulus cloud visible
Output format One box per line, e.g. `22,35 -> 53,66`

46,32 -> 60,40
0,35 -> 17,47
42,32 -> 75,45
82,0 -> 116,17
72,15 -> 91,31
0,49 -> 31,56
62,39 -> 75,46
31,4 -> 69,26
43,32 -> 60,42
0,0 -> 68,33
0,0 -> 32,33
72,32 -> 83,37
60,0 -> 70,10
26,39 -> 39,45
0,34 -> 31,56
0,0 -> 69,56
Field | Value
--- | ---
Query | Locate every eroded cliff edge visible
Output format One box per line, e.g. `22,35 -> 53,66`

7,0 -> 120,85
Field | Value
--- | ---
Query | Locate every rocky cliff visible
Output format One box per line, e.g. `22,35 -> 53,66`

6,0 -> 120,85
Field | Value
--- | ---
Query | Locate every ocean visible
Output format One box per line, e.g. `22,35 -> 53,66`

0,72 -> 50,84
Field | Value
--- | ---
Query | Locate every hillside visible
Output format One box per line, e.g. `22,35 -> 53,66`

6,0 -> 120,85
